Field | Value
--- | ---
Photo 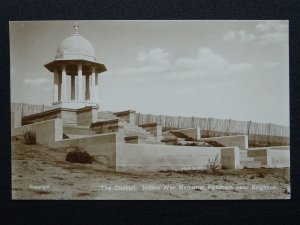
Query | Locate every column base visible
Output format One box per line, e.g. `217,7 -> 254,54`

52,100 -> 99,110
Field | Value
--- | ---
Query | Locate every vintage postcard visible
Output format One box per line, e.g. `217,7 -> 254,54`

10,20 -> 290,200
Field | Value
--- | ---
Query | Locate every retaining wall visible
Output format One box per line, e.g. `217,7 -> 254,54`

54,132 -> 124,170
116,144 -> 222,172
11,118 -> 63,146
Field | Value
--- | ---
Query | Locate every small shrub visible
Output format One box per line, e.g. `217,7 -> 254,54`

23,130 -> 36,145
207,153 -> 220,172
65,148 -> 93,164
274,160 -> 279,168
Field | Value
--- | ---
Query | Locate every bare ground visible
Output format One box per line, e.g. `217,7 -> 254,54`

11,136 -> 291,200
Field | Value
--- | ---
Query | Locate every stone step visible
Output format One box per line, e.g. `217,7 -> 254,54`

122,121 -> 150,131
123,124 -> 141,129
119,119 -> 155,139
125,128 -> 150,134
125,133 -> 150,138
122,124 -> 144,129
162,132 -> 178,140
240,160 -> 261,169
144,139 -> 164,144
98,111 -> 118,121
240,157 -> 255,162
123,128 -> 149,133
67,134 -> 98,139
143,136 -> 160,141
240,150 -> 248,157
125,136 -> 162,144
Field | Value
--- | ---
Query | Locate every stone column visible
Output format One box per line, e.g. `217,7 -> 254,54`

71,75 -> 75,100
58,71 -> 61,101
85,75 -> 90,100
95,72 -> 99,103
91,66 -> 95,102
77,63 -> 83,101
53,69 -> 58,102
61,65 -> 67,101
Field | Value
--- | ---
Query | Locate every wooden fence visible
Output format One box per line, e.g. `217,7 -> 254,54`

11,103 -> 290,146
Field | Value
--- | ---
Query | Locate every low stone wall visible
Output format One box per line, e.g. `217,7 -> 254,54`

21,106 -> 98,126
200,135 -> 248,149
11,118 -> 63,146
116,144 -> 221,172
221,147 -> 240,169
54,132 -> 124,170
22,108 -> 62,125
247,147 -> 290,168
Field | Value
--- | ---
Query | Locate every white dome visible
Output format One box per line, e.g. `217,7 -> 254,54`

55,33 -> 96,62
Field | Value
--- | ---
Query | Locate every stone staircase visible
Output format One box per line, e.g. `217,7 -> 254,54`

161,132 -> 185,144
164,131 -> 215,147
240,150 -> 261,169
97,110 -> 159,143
119,120 -> 152,138
165,130 -> 262,168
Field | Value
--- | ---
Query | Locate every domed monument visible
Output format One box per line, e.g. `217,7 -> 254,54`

44,22 -> 107,109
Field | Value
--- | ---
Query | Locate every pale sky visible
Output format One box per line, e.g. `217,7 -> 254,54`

10,20 -> 289,126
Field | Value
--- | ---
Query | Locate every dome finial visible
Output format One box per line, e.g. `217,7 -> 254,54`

73,21 -> 79,34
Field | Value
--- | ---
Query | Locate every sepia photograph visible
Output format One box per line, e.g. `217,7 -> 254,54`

10,20 -> 290,200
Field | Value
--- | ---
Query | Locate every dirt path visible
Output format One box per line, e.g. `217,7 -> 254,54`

11,137 -> 290,200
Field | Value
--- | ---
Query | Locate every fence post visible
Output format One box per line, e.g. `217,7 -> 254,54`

247,120 -> 251,135
268,123 -> 271,146
227,119 -> 231,136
